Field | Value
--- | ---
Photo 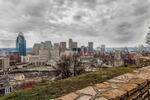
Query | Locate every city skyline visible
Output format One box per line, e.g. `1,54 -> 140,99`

0,0 -> 150,48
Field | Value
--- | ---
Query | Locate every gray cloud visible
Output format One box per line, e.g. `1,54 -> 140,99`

116,22 -> 132,35
132,0 -> 150,16
0,0 -> 150,48
73,15 -> 82,21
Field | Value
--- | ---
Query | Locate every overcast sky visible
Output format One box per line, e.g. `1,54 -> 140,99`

0,0 -> 150,48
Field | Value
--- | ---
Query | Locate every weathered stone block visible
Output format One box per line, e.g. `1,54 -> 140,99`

97,89 -> 108,92
58,93 -> 79,100
136,74 -> 150,83
141,86 -> 148,94
94,84 -> 110,89
142,91 -> 148,99
108,79 -> 127,83
144,97 -> 148,100
94,84 -> 110,93
114,75 -> 127,80
133,70 -> 140,73
129,78 -> 147,89
137,97 -> 143,100
95,97 -> 108,100
101,89 -> 127,100
77,95 -> 92,100
76,86 -> 97,96
116,83 -> 138,96
146,71 -> 150,74
103,82 -> 110,85
128,91 -> 141,100
124,73 -> 135,79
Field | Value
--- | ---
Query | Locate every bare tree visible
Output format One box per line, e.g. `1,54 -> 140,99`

109,52 -> 115,67
72,52 -> 85,76
124,47 -> 132,66
54,52 -> 85,79
139,46 -> 150,56
88,58 -> 103,71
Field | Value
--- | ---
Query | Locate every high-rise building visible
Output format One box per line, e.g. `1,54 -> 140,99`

97,46 -> 101,52
101,45 -> 105,53
45,41 -> 51,60
7,54 -> 19,66
71,42 -> 77,50
96,46 -> 101,56
60,42 -> 66,52
0,57 -> 10,70
69,39 -> 73,49
51,46 -> 60,61
54,43 -> 59,49
39,43 -> 49,62
88,42 -> 93,52
16,32 -> 26,56
33,43 -> 41,55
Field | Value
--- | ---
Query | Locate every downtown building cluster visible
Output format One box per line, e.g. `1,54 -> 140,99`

0,31 -> 147,71
22,37 -> 106,66
0,31 -> 105,70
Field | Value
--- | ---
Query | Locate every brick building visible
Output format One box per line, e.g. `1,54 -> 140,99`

7,54 -> 19,66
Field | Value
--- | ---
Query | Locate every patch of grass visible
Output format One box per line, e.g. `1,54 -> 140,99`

0,65 -> 141,100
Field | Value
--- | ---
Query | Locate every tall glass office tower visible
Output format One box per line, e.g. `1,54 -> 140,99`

16,32 -> 26,56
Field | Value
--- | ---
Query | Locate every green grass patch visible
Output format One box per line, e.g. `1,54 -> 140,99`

0,65 -> 141,100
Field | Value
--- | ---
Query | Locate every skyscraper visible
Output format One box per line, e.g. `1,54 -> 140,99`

39,43 -> 48,62
101,45 -> 105,53
33,43 -> 41,55
60,42 -> 66,52
71,42 -> 77,50
54,43 -> 59,49
88,42 -> 93,52
69,39 -> 73,49
16,32 -> 26,56
45,41 -> 52,60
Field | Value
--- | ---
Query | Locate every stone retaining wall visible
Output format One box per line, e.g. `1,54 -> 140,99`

139,57 -> 150,67
56,66 -> 150,100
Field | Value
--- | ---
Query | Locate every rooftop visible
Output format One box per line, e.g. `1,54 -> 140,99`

0,80 -> 11,88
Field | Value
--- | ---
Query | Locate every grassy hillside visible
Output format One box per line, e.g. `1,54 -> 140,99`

0,65 -> 141,100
